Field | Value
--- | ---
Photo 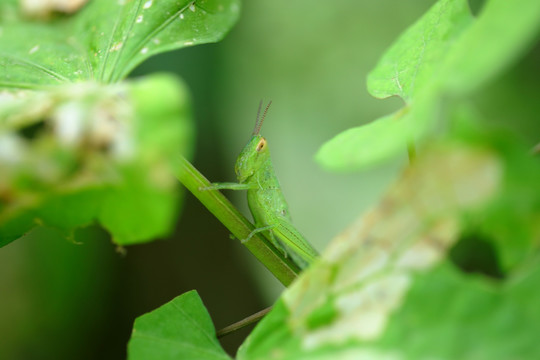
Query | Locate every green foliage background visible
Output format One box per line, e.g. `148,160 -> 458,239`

1,0 -> 539,359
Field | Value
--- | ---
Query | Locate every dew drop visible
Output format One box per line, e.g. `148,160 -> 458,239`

110,42 -> 123,52
29,45 -> 39,54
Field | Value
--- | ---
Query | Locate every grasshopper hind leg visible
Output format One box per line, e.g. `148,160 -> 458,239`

242,224 -> 276,243
242,225 -> 289,259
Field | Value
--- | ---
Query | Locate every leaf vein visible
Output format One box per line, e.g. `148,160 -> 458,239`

113,0 -> 196,80
0,53 -> 68,83
105,0 -> 145,82
169,297 -> 219,346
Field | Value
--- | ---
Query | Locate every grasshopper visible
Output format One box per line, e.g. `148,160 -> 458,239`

205,101 -> 319,269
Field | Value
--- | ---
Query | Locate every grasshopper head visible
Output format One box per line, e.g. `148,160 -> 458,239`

235,100 -> 272,183
235,135 -> 269,183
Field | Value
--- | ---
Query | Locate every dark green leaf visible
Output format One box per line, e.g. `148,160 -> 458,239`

0,0 -> 240,87
128,290 -> 231,360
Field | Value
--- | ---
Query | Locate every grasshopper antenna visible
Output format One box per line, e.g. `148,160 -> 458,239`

253,100 -> 272,135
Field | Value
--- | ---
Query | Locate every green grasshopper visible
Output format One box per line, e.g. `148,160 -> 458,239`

205,101 -> 319,269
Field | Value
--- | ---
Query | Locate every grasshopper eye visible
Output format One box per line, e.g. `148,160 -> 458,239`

256,138 -> 266,152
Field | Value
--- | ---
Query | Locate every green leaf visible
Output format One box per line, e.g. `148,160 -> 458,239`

440,0 -> 540,95
128,290 -> 231,360
366,0 -> 473,102
367,0 -> 540,100
316,109 -> 429,172
317,0 -> 540,172
37,188 -> 105,230
98,165 -> 180,245
0,0 -> 240,87
317,0 -> 475,172
0,75 -> 193,247
239,143 -> 503,359
98,74 -> 194,245
0,212 -> 34,247
450,110 -> 540,271
371,261 -> 540,359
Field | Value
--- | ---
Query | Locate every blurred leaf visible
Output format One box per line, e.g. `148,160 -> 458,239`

450,109 -> 540,271
317,0 -> 474,171
317,0 -> 540,172
129,73 -> 194,162
479,146 -> 540,271
440,0 -> 540,95
37,188 -> 105,230
0,0 -> 240,87
367,0 -> 540,99
0,212 -> 34,247
239,143 -> 502,358
0,75 -> 193,247
316,109 -> 428,172
371,261 -> 540,359
128,290 -> 231,360
366,0 -> 473,102
97,74 -> 194,245
98,165 -> 180,245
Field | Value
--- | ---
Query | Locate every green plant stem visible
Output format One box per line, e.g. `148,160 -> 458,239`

407,141 -> 417,164
216,306 -> 273,338
172,155 -> 301,286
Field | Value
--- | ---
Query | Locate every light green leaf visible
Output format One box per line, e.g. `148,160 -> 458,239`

97,74 -> 193,245
98,165 -> 180,245
128,290 -> 231,360
366,0 -> 473,102
440,0 -> 540,95
450,110 -> 540,271
37,188 -> 105,230
0,75 -> 193,247
0,0 -> 240,87
318,0 -> 540,172
316,109 -> 428,172
318,0 -> 474,172
240,144 -> 503,359
370,261 -> 540,359
367,0 -> 540,100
